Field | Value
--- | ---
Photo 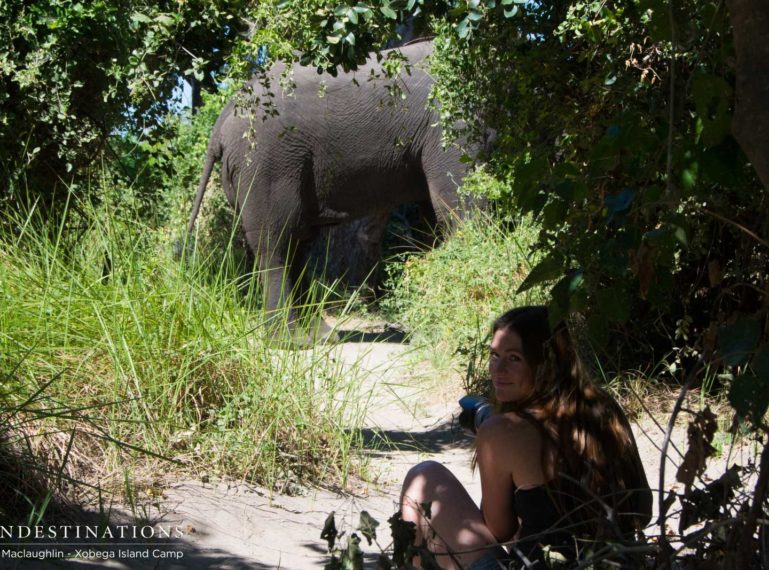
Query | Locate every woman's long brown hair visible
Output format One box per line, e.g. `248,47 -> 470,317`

491,306 -> 652,538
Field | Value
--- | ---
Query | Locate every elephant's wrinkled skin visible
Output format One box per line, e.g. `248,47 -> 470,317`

188,40 -> 483,334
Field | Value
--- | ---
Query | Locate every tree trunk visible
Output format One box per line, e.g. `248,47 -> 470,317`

185,75 -> 203,113
726,3 -> 769,566
728,0 -> 769,190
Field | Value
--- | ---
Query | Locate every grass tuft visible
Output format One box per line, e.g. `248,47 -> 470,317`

0,191 -> 366,521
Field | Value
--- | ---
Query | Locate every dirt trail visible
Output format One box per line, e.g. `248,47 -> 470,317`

65,320 -> 752,570
147,331 -> 479,569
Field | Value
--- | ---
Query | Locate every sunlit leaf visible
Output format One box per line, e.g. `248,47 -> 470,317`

380,4 -> 397,19
729,350 -> 769,427
456,17 -> 471,38
358,510 -> 379,545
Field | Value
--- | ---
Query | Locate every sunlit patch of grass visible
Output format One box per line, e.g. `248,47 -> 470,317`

381,211 -> 546,371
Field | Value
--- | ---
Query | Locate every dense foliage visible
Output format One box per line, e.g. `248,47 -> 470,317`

0,198 -> 365,505
0,0 -> 248,205
262,0 -> 768,417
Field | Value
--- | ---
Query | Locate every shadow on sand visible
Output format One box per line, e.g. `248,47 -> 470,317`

336,326 -> 408,344
355,417 -> 473,456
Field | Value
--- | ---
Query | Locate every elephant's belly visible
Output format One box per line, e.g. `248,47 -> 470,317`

318,166 -> 427,222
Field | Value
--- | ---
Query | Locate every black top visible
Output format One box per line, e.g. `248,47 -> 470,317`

512,485 -> 575,567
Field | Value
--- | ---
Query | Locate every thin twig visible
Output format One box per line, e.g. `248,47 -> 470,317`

673,516 -> 743,557
665,0 -> 677,196
657,360 -> 699,565
624,379 -> 686,461
701,207 -> 769,249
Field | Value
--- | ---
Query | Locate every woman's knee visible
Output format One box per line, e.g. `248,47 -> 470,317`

405,460 -> 449,480
402,460 -> 451,490
401,460 -> 460,505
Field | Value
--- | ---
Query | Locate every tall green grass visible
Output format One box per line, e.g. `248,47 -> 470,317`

381,212 -> 547,370
0,193 -> 366,503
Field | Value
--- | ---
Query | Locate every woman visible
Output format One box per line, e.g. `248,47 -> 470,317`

399,306 -> 652,569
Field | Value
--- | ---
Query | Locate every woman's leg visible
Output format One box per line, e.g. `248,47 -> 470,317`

400,460 -> 500,569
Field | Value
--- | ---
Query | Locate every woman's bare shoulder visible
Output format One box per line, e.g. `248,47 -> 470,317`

476,412 -> 542,448
476,412 -> 548,487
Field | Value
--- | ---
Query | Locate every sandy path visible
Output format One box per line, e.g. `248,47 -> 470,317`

59,322 -> 754,569
58,324 -> 475,569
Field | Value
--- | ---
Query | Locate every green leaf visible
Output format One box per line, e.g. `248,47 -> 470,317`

673,225 -> 688,247
517,252 -> 565,293
131,12 -> 151,24
456,17 -> 471,38
341,533 -> 363,570
549,270 -> 584,327
640,0 -> 673,42
692,74 -> 733,147
347,8 -> 358,24
681,163 -> 698,192
326,34 -> 342,45
388,511 -> 417,567
604,188 -> 636,224
321,511 -> 338,551
542,197 -> 568,227
502,0 -> 514,5
728,350 -> 769,427
586,313 -> 610,347
503,5 -> 519,17
155,14 -> 175,29
467,10 -> 484,22
380,4 -> 397,19
718,318 -> 761,367
595,287 -> 631,324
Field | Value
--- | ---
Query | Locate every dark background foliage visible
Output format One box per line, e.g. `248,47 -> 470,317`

0,0 -> 247,207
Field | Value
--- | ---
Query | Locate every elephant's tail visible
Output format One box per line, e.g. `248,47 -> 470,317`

187,139 -> 221,235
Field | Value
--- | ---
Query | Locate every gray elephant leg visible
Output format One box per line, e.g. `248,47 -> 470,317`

243,229 -> 295,324
288,237 -> 340,343
242,227 -> 337,344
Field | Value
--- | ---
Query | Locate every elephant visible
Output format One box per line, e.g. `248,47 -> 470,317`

187,39 -> 488,338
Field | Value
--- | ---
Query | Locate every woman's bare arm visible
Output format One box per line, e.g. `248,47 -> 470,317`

476,413 -> 548,542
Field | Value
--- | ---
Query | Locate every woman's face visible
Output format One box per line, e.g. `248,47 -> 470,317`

489,327 -> 535,403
